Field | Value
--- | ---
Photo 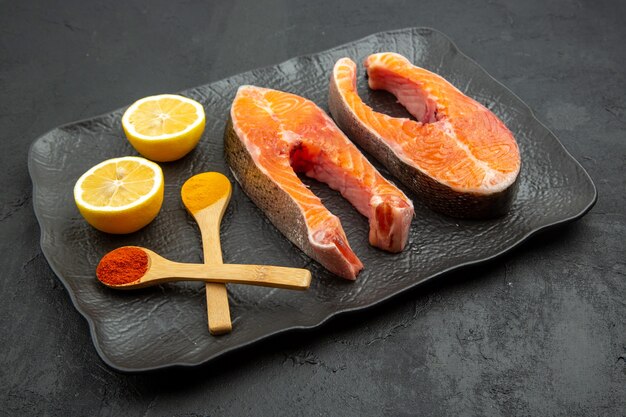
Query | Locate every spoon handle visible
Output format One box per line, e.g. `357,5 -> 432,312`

205,264 -> 311,289
127,262 -> 311,290
195,203 -> 232,335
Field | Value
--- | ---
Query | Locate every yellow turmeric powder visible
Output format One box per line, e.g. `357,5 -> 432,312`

181,172 -> 232,213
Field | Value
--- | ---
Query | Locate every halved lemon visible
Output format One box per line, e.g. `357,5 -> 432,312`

122,94 -> 206,162
74,156 -> 164,234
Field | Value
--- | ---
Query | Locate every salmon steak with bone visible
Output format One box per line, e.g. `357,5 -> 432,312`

329,52 -> 521,219
225,85 -> 414,280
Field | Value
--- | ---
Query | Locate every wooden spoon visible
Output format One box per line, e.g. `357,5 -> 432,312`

181,172 -> 233,335
96,246 -> 311,290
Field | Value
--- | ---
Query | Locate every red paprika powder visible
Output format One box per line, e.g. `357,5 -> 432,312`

96,246 -> 149,286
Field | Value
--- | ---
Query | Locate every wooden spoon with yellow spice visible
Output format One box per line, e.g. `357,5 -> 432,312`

181,172 -> 234,335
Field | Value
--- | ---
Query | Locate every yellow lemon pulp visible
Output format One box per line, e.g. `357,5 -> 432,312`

122,94 -> 205,162
74,156 -> 164,234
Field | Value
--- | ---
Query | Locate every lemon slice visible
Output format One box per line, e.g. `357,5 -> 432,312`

74,156 -> 164,234
122,94 -> 206,162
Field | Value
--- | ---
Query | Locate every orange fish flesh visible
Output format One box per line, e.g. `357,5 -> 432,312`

225,85 -> 414,280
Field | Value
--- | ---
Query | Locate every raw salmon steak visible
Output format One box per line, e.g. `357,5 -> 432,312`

329,53 -> 521,219
225,85 -> 414,280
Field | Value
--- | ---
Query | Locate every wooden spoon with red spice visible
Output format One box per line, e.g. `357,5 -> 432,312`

96,246 -> 312,290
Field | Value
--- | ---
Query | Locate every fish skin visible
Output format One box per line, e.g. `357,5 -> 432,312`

225,86 -> 414,280
328,54 -> 521,219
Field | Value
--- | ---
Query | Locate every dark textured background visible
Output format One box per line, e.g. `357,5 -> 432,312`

1,0 -> 624,415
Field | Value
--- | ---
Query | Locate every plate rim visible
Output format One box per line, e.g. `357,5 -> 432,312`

28,26 -> 598,372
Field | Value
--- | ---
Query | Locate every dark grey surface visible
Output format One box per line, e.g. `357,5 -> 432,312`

1,0 -> 625,415
29,27 -> 596,372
